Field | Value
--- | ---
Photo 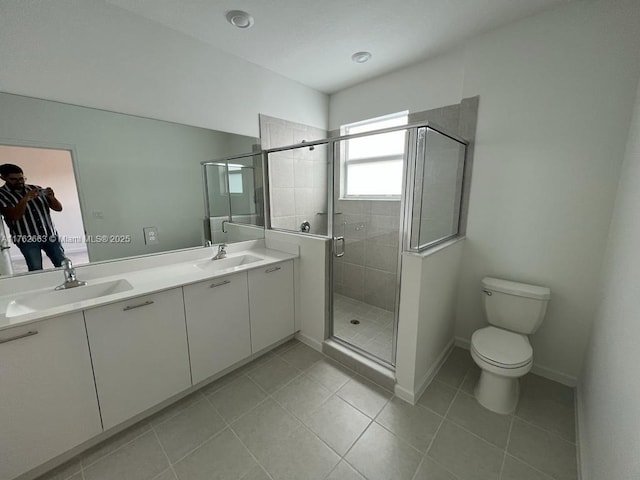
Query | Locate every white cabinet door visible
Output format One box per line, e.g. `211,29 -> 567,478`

0,313 -> 102,480
248,260 -> 295,353
85,288 -> 191,430
183,271 -> 251,384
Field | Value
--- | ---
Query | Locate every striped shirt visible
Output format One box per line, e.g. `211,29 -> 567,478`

0,184 -> 58,242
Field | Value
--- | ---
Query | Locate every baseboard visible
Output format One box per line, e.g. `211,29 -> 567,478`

412,338 -> 455,404
295,331 -> 323,352
575,381 -> 585,480
394,338 -> 454,405
394,384 -> 416,404
530,364 -> 577,387
455,336 -> 577,387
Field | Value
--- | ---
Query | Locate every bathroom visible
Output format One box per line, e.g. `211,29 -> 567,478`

1,1 -> 640,479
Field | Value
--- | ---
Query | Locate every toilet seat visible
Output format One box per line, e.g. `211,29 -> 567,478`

471,326 -> 532,369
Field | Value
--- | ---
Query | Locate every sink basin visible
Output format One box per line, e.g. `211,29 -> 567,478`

195,254 -> 263,272
5,279 -> 134,317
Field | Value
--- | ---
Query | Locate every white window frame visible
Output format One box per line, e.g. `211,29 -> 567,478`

340,111 -> 408,200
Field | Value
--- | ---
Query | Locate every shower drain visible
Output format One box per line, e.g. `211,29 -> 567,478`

350,319 -> 360,325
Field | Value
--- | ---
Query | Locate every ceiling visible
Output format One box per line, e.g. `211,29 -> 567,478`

105,0 -> 568,94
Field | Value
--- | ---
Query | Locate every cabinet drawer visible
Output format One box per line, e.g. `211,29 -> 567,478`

84,287 -> 191,429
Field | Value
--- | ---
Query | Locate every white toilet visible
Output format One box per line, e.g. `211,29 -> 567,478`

470,277 -> 551,414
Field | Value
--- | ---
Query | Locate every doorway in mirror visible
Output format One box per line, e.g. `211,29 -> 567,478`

0,144 -> 88,274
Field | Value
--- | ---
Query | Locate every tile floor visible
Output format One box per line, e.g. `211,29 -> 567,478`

37,343 -> 578,480
333,294 -> 394,364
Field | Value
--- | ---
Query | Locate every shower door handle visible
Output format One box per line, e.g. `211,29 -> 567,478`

334,236 -> 345,257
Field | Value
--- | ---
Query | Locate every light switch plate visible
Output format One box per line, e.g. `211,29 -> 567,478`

143,226 -> 159,245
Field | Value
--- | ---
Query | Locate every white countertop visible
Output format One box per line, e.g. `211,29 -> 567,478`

0,245 -> 297,332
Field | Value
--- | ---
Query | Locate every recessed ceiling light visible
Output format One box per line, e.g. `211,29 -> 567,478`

226,10 -> 254,29
351,51 -> 372,64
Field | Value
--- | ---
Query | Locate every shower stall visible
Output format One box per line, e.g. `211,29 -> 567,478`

264,122 -> 468,367
202,151 -> 265,244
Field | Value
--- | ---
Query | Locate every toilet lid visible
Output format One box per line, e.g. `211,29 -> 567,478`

471,326 -> 532,368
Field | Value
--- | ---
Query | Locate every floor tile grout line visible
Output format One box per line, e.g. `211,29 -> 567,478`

227,425 -> 276,480
57,345 -> 576,480
155,392 -> 241,468
420,378 -> 464,463
334,421 -> 377,480
497,413 -> 516,480
456,363 -> 577,443
250,364 -> 308,397
149,426 -> 178,480
335,391 -> 396,467
149,391 -> 206,429
422,455 -> 464,480
510,414 -> 577,445
205,386 -> 271,431
432,361 -> 575,480
334,387 -> 392,420
157,418 -> 230,468
367,394 -> 431,460
266,381 -> 361,464
502,452 -> 557,480
80,422 -> 155,471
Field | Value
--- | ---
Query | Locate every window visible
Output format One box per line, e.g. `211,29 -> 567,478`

340,111 -> 408,198
228,165 -> 243,194
219,164 -> 244,194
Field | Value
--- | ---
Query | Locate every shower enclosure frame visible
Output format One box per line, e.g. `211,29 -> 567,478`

201,151 -> 263,243
262,122 -> 469,368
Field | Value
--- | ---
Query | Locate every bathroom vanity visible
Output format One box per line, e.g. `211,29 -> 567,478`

0,244 -> 296,480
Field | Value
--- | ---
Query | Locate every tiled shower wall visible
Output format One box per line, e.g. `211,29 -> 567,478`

259,114 -> 328,235
333,199 -> 401,311
332,97 -> 479,312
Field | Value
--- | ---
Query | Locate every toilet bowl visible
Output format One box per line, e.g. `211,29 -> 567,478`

470,326 -> 533,413
471,277 -> 550,414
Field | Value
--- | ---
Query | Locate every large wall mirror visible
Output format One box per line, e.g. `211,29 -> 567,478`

0,92 -> 262,277
203,152 -> 265,245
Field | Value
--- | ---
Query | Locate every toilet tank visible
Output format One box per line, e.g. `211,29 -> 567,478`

481,277 -> 551,334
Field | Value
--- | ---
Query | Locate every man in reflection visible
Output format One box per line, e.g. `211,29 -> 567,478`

0,163 -> 66,271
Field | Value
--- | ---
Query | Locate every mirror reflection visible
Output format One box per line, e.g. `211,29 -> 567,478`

203,152 -> 265,245
0,92 -> 262,277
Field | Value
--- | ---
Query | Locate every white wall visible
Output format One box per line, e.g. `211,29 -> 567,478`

265,230 -> 329,351
396,239 -> 464,403
329,48 -> 464,129
578,74 -> 640,480
0,0 -> 328,138
330,0 -> 640,382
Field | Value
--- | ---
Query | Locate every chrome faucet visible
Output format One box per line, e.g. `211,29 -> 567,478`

212,243 -> 227,260
55,258 -> 87,290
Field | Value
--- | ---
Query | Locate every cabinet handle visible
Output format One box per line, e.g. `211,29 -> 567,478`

210,280 -> 231,288
265,266 -> 281,273
0,330 -> 38,345
123,300 -> 154,311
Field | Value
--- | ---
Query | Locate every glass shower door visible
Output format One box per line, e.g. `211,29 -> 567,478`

331,129 -> 406,365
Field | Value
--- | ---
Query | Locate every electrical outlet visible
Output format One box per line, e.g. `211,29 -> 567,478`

143,226 -> 159,245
